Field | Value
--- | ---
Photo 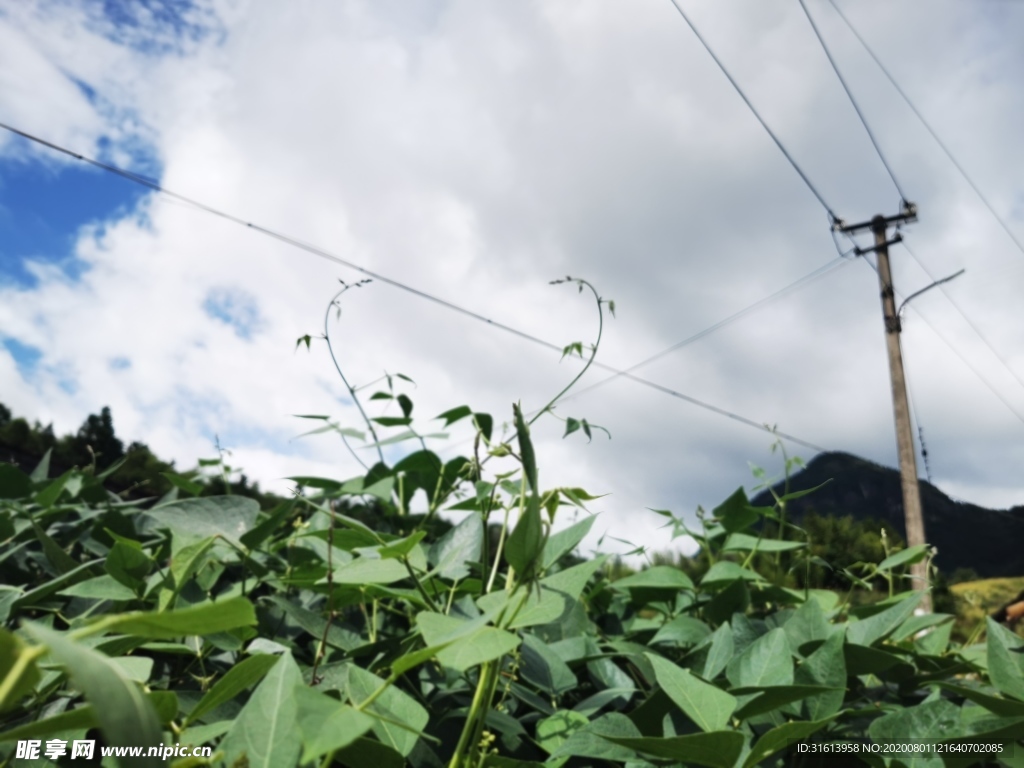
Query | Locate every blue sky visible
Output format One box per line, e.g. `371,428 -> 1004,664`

0,154 -> 145,289
1,1 -> 1023,560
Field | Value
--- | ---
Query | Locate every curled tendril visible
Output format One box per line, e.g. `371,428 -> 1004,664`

529,276 -> 610,426
323,279 -> 384,469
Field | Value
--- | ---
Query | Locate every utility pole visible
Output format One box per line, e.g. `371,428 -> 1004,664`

837,203 -> 930,612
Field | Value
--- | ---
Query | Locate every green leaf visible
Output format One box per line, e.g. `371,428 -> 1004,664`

606,731 -> 746,768
843,643 -> 911,676
416,613 -> 520,671
180,720 -> 233,748
877,543 -> 930,571
774,479 -> 831,503
846,592 -> 922,647
0,629 -> 40,713
646,653 -> 737,732
221,650 -> 303,768
891,612 -> 954,643
651,616 -> 712,648
782,595 -> 832,654
267,596 -> 360,652
520,633 -> 577,696
161,472 -> 204,497
722,532 -> 805,553
713,487 -> 758,533
0,703 -> 97,742
541,555 -> 607,599
563,417 -> 580,438
726,628 -> 793,688
372,416 -> 412,427
31,520 -> 79,575
0,463 -> 32,499
59,574 -> 138,601
334,737 -> 405,768
388,642 -> 457,676
473,412 -> 494,441
29,448 -> 52,481
396,394 -> 413,418
436,405 -> 472,426
506,501 -> 543,580
34,471 -> 71,507
378,530 -> 426,559
550,713 -> 643,762
105,541 -> 153,589
931,683 -> 1024,718
536,710 -> 589,754
429,512 -> 483,580
13,559 -> 103,608
987,618 -> 1024,702
701,561 -> 764,586
743,715 -> 837,768
186,653 -> 281,725
23,623 -> 164,767
346,665 -> 429,757
867,698 -> 961,749
703,579 -> 751,625
162,536 -> 217,609
146,495 -> 260,548
0,692 -> 177,742
294,685 -> 375,763
698,623 -> 735,680
612,566 -> 694,591
331,556 -> 409,585
513,402 -> 537,493
732,685 -> 840,719
101,597 -> 257,639
541,515 -> 596,570
476,586 -> 566,630
794,631 -> 846,720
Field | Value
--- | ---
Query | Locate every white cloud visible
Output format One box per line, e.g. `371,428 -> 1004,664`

2,0 -> 1024,562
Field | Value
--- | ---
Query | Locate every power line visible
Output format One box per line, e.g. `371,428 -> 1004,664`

900,237 -> 1024,397
560,255 -> 853,405
665,0 -> 839,222
827,0 -> 1024,264
901,341 -> 932,483
798,0 -> 908,205
860,256 -> 1024,428
0,120 -> 830,454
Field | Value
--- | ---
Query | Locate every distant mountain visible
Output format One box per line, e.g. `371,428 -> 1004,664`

750,451 -> 1024,579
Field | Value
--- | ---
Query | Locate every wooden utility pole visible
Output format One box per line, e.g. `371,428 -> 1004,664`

838,204 -> 930,612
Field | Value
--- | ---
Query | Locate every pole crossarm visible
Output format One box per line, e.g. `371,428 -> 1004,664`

835,201 -> 918,235
854,233 -> 903,256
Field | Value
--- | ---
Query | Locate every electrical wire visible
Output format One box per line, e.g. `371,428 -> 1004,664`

860,257 -> 1024,428
901,237 -> 1024,397
827,0 -> 1024,265
798,0 -> 909,205
665,0 -> 839,223
0,120 -> 830,453
559,255 -> 853,405
901,341 -> 932,483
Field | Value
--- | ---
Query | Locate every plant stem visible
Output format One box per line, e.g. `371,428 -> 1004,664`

323,285 -> 384,467
528,279 -> 605,427
448,660 -> 498,768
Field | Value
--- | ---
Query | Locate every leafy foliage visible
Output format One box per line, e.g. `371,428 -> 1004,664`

2,281 -> 1022,768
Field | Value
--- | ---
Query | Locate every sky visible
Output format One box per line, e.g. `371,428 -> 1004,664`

1,0 -> 1023,561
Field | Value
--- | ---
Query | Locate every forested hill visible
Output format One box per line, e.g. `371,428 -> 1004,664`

0,402 -> 281,508
751,451 -> 1024,579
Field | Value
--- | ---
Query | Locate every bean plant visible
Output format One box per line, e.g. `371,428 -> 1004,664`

1,279 -> 1023,768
